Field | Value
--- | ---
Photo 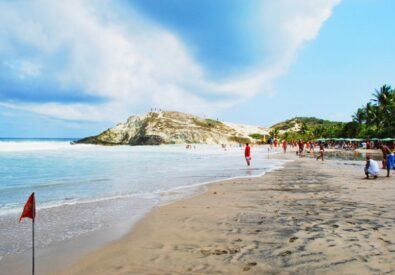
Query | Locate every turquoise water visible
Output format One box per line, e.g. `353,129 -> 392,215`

0,140 -> 285,257
0,140 -> 282,214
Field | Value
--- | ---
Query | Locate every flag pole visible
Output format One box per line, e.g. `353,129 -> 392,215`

32,219 -> 35,275
19,192 -> 36,275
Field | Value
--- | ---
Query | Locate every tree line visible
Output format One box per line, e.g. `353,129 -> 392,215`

351,84 -> 395,138
269,85 -> 395,141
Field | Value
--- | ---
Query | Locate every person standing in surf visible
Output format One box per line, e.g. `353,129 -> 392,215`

245,143 -> 251,166
298,139 -> 304,157
282,140 -> 288,153
316,142 -> 325,161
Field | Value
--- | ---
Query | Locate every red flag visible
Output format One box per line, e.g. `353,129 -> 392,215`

19,192 -> 36,222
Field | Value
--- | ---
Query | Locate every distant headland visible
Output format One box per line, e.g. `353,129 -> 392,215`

75,111 -> 270,145
76,85 -> 395,145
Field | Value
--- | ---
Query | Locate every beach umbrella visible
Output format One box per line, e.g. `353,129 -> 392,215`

380,138 -> 395,142
351,138 -> 363,142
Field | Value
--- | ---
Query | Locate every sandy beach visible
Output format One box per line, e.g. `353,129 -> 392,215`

60,153 -> 395,275
2,1 -> 395,274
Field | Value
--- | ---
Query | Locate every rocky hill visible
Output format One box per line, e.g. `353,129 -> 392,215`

76,111 -> 269,145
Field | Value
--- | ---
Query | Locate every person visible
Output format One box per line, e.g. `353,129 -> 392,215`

365,155 -> 379,179
244,143 -> 251,166
380,144 -> 394,177
310,141 -> 315,157
305,141 -> 310,153
298,140 -> 304,157
316,142 -> 324,161
282,140 -> 287,153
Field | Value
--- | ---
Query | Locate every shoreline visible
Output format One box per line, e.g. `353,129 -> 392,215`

62,153 -> 395,274
0,147 -> 286,275
2,150 -> 394,274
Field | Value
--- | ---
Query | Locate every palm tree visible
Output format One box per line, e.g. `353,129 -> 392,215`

348,85 -> 395,137
269,128 -> 279,139
372,85 -> 394,129
352,107 -> 366,125
372,85 -> 392,107
365,102 -> 376,125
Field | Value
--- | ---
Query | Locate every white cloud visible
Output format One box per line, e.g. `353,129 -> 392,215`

260,0 -> 341,61
0,0 -> 341,122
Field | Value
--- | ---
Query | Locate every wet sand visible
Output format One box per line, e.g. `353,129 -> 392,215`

62,154 -> 395,274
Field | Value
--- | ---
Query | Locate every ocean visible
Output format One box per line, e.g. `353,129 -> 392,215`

0,139 -> 285,260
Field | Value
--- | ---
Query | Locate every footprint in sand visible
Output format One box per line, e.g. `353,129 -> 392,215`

289,236 -> 298,243
378,237 -> 392,244
200,247 -> 240,256
243,262 -> 257,271
279,250 -> 292,256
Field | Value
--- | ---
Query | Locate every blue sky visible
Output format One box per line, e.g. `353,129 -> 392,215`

0,0 -> 394,137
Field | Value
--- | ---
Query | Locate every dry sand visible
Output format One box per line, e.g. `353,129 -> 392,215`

62,154 -> 395,274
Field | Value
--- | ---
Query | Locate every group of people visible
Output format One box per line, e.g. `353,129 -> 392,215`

243,140 -> 325,167
295,140 -> 325,161
268,139 -> 323,158
365,144 -> 395,179
243,141 -> 394,179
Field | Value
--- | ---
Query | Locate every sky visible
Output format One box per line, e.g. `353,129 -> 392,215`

0,0 -> 394,138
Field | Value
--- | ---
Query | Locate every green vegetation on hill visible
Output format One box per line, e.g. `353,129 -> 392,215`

192,118 -> 223,128
228,136 -> 251,144
248,133 -> 264,140
270,117 -> 346,141
272,117 -> 344,132
270,85 -> 395,141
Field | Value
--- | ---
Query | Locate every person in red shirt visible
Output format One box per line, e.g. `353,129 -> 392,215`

244,143 -> 251,166
282,140 -> 288,153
